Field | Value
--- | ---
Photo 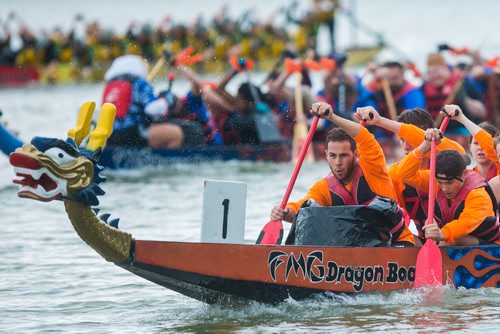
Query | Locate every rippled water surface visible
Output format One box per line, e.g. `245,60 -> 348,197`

3,0 -> 500,323
1,83 -> 499,334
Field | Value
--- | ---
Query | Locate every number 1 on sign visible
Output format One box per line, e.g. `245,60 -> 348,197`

222,199 -> 229,239
202,180 -> 246,244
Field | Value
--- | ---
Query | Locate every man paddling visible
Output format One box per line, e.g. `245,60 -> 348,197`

354,106 -> 464,244
398,114 -> 499,245
270,101 -> 415,246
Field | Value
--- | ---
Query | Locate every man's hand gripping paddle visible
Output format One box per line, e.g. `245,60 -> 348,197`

414,108 -> 457,288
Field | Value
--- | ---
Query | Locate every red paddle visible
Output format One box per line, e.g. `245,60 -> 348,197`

256,116 -> 320,245
414,113 -> 453,288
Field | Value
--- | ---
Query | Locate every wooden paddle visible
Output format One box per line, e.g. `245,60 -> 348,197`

292,72 -> 315,163
434,70 -> 468,126
147,48 -> 202,82
256,116 -> 321,245
381,78 -> 397,120
414,112 -> 454,288
147,57 -> 166,82
487,74 -> 500,127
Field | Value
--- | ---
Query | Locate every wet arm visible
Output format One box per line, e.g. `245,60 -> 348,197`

214,69 -> 239,105
325,110 -> 361,137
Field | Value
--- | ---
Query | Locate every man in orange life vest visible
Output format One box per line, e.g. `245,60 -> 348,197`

354,106 -> 465,245
270,102 -> 415,246
398,108 -> 499,245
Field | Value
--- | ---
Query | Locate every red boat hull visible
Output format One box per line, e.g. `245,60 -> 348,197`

0,66 -> 39,88
118,241 -> 500,303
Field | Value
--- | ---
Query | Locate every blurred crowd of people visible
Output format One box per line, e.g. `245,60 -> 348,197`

2,0 -> 499,247
1,1 -> 499,165
0,1 -> 339,81
108,43 -> 498,152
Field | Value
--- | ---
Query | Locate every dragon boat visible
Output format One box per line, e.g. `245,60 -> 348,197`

0,45 -> 383,88
0,65 -> 40,88
0,112 -> 290,168
99,142 -> 291,169
8,101 -> 500,304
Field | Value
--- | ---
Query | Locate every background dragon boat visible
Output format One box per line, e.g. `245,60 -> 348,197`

0,45 -> 382,88
8,102 -> 500,304
0,65 -> 40,88
99,142 -> 291,169
0,116 -> 291,168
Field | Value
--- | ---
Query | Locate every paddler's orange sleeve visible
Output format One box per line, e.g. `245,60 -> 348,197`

397,148 -> 435,193
397,123 -> 465,154
388,162 -> 405,206
441,188 -> 495,243
384,162 -> 416,245
354,128 -> 415,245
474,129 -> 500,173
388,124 -> 463,208
287,178 -> 331,215
396,223 -> 416,245
288,127 -> 398,212
355,126 -> 398,201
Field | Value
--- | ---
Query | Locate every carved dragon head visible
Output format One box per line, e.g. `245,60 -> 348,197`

10,102 -> 116,206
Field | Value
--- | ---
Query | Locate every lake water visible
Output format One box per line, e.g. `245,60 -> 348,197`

1,77 -> 499,334
1,1 -> 500,333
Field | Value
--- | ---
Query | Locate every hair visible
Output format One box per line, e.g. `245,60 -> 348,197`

479,122 -> 499,137
494,135 -> 500,152
436,150 -> 467,179
427,53 -> 447,67
396,108 -> 435,130
326,127 -> 357,151
237,82 -> 264,104
382,61 -> 404,71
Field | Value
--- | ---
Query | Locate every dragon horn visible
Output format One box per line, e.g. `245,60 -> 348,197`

67,101 -> 96,146
87,103 -> 116,151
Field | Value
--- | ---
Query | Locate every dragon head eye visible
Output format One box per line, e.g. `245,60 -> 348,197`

44,147 -> 77,165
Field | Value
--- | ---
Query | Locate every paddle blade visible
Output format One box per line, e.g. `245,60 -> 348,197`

256,220 -> 283,245
414,240 -> 442,288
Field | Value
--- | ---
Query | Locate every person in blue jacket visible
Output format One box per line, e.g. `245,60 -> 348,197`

0,111 -> 23,155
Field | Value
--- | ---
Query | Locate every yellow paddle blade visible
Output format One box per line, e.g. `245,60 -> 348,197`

87,103 -> 116,151
147,57 -> 165,81
67,101 -> 96,145
292,122 -> 314,163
